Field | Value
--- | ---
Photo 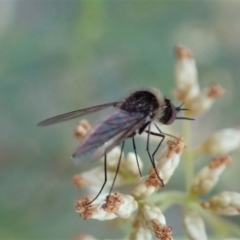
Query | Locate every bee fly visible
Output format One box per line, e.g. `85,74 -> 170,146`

38,88 -> 194,204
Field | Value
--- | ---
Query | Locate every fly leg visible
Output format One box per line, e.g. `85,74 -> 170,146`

146,124 -> 164,187
132,137 -> 142,177
87,152 -> 108,205
108,141 -> 125,196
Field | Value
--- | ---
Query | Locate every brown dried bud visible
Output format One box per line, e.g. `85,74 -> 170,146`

208,155 -> 232,169
175,45 -> 193,59
72,174 -> 88,189
75,197 -> 97,220
102,192 -> 124,213
166,137 -> 185,158
152,219 -> 173,240
145,170 -> 164,188
74,120 -> 91,141
206,83 -> 225,98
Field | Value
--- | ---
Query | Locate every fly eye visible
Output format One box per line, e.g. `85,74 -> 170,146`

160,99 -> 177,125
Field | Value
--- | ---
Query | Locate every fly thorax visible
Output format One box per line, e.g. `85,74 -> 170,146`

120,90 -> 161,117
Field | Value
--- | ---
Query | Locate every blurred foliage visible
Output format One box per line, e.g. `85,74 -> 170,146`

1,1 -> 240,239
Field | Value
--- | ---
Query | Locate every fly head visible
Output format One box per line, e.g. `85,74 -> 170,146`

159,98 -> 177,125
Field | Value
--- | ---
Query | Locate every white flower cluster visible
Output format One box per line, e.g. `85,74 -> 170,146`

74,137 -> 184,239
72,45 -> 240,240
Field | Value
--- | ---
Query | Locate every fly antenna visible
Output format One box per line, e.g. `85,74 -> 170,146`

175,103 -> 191,112
175,116 -> 195,121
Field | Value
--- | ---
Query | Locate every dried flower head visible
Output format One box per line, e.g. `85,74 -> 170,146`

151,219 -> 172,240
75,197 -> 98,220
102,192 -> 138,218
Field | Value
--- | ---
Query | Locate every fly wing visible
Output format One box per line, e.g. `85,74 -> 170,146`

37,102 -> 120,126
72,110 -> 146,165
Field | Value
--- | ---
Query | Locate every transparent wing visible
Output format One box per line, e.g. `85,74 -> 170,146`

72,110 -> 146,165
37,102 -> 120,126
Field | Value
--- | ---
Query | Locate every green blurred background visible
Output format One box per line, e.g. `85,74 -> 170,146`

1,1 -> 240,239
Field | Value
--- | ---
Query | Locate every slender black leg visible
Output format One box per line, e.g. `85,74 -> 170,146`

144,130 -> 165,160
108,141 -> 125,195
146,124 -> 154,164
87,152 -> 108,205
146,124 -> 164,187
152,133 -> 165,159
132,137 -> 142,177
154,123 -> 177,139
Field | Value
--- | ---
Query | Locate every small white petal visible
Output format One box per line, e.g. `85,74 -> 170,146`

142,204 -> 166,226
114,194 -> 138,219
184,210 -> 207,240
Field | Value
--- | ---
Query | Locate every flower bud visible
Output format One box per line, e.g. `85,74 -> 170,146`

75,197 -> 117,220
102,192 -> 138,219
174,44 -> 200,102
186,83 -> 225,116
201,128 -> 240,154
183,209 -> 207,240
201,191 -> 240,215
191,155 -> 232,196
74,120 -> 91,141
131,171 -> 163,200
72,174 -> 88,189
142,204 -> 166,225
141,203 -> 172,240
155,137 -> 185,184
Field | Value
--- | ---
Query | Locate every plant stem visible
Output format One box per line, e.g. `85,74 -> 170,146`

182,120 -> 194,192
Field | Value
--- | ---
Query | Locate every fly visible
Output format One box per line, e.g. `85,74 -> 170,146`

38,88 -> 194,203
